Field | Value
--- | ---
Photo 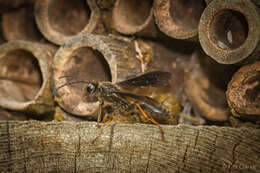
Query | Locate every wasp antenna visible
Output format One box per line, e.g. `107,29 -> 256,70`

56,80 -> 89,91
58,75 -> 73,79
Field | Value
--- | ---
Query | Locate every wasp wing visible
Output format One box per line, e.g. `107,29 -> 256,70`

113,90 -> 166,115
116,71 -> 171,87
112,90 -> 158,105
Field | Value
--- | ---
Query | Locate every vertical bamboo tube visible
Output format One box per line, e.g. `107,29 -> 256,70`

52,33 -> 142,117
199,0 -> 260,64
153,0 -> 207,40
2,4 -> 43,41
34,0 -> 103,45
112,0 -> 158,37
184,49 -> 238,121
0,41 -> 56,115
226,61 -> 260,116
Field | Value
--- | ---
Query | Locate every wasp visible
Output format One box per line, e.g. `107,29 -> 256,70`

57,71 -> 173,140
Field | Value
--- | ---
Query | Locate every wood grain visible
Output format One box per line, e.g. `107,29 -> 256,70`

0,121 -> 259,172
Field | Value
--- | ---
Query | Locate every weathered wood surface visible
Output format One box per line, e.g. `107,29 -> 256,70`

0,121 -> 259,173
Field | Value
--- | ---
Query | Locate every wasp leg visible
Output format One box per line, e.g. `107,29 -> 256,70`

92,114 -> 109,144
97,99 -> 104,128
136,103 -> 165,141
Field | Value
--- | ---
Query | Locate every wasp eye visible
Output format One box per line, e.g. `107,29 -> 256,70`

86,83 -> 97,94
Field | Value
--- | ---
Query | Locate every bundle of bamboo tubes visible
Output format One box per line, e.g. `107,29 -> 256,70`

0,0 -> 259,172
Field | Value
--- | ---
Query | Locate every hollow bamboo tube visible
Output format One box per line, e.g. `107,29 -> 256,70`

199,0 -> 260,64
0,121 -> 260,172
153,0 -> 207,40
226,61 -> 260,116
184,49 -> 238,121
112,0 -> 158,37
34,0 -> 103,45
52,33 -> 142,117
2,4 -> 43,42
0,41 -> 56,115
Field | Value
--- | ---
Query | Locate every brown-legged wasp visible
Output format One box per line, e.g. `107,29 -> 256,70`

56,71 -> 174,140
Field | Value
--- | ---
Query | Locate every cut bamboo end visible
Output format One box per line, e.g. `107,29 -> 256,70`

52,34 -> 141,117
2,4 -> 43,42
184,50 -> 237,121
0,41 -> 55,114
34,0 -> 102,45
112,0 -> 156,36
226,61 -> 260,116
154,0 -> 206,40
199,0 -> 260,64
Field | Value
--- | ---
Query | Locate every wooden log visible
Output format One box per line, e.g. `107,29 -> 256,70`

0,41 -> 56,115
34,0 -> 104,45
0,121 -> 259,172
2,4 -> 44,42
226,61 -> 260,117
199,0 -> 260,64
112,0 -> 158,37
184,49 -> 238,121
153,0 -> 207,40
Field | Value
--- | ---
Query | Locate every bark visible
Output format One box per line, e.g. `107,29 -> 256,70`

0,121 -> 259,173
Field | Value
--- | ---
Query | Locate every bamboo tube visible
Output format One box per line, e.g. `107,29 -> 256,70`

112,0 -> 158,37
52,34 -> 142,117
199,0 -> 260,64
0,121 -> 259,172
2,4 -> 44,42
226,61 -> 260,117
0,41 -> 56,115
184,49 -> 238,121
34,0 -> 103,45
153,0 -> 207,40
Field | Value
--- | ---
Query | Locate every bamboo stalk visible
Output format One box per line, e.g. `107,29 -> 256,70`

0,41 -> 56,115
226,61 -> 260,117
2,4 -> 44,42
0,121 -> 259,173
34,0 -> 104,45
112,0 -> 158,37
184,49 -> 237,121
52,33 -> 142,117
199,0 -> 260,64
153,0 -> 207,40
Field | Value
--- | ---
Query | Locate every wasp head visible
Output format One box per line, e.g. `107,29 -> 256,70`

86,82 -> 98,95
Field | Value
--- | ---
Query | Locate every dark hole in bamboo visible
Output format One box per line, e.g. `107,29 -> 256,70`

2,4 -> 43,41
0,49 -> 43,103
48,0 -> 90,36
64,47 -> 111,94
169,0 -> 206,30
210,10 -> 248,50
117,0 -> 153,27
